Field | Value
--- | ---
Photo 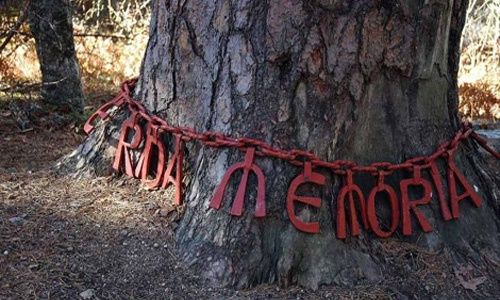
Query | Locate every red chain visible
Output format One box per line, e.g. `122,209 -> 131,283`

86,79 -> 499,174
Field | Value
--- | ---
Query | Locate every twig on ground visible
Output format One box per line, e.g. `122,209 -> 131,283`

0,30 -> 127,40
0,78 -> 67,93
74,33 -> 127,39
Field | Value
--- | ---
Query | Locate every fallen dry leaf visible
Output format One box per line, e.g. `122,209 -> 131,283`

454,265 -> 487,291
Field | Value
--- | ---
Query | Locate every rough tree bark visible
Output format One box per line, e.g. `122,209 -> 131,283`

28,0 -> 84,113
61,0 -> 499,290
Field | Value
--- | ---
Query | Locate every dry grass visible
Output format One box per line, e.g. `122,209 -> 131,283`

459,82 -> 499,121
0,1 -> 149,94
459,0 -> 500,121
72,0 -> 150,90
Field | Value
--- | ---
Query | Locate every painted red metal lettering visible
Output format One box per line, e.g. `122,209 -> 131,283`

161,134 -> 184,205
400,166 -> 433,236
367,172 -> 400,238
112,112 -> 142,177
84,96 -> 124,134
428,160 -> 453,221
286,162 -> 325,234
446,150 -> 481,218
336,170 -> 368,239
134,123 -> 166,189
88,81 -> 500,237
209,148 -> 266,217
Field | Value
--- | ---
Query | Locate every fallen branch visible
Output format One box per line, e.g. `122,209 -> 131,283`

0,30 -> 128,40
0,78 -> 67,93
74,33 -> 128,39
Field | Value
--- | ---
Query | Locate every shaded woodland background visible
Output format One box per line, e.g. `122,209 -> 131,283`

0,0 -> 149,104
0,0 -> 498,121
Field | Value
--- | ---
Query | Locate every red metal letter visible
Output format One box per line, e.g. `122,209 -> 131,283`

446,151 -> 481,218
134,123 -> 166,189
84,95 -> 124,134
367,172 -> 400,238
112,112 -> 142,177
209,148 -> 266,217
161,134 -> 184,205
428,160 -> 453,221
286,162 -> 325,234
336,170 -> 368,239
400,167 -> 433,236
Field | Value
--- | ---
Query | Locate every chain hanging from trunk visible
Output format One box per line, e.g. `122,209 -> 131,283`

84,79 -> 499,239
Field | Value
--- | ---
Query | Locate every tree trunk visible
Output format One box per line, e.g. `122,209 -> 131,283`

28,0 -> 84,114
63,0 -> 500,291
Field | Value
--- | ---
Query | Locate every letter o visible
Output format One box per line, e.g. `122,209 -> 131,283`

367,184 -> 400,238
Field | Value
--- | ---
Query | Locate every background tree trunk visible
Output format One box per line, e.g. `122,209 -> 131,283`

28,0 -> 84,114
63,0 -> 500,290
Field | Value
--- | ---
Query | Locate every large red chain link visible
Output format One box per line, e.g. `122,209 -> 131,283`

85,79 -> 499,175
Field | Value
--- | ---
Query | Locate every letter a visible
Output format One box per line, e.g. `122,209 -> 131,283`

161,134 -> 184,205
428,160 -> 453,221
446,152 -> 481,218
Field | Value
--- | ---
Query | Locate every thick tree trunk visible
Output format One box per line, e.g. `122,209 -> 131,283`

63,0 -> 499,290
28,0 -> 84,114
130,0 -> 499,288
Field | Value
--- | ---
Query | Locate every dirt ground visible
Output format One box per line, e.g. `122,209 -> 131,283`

0,98 -> 499,299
